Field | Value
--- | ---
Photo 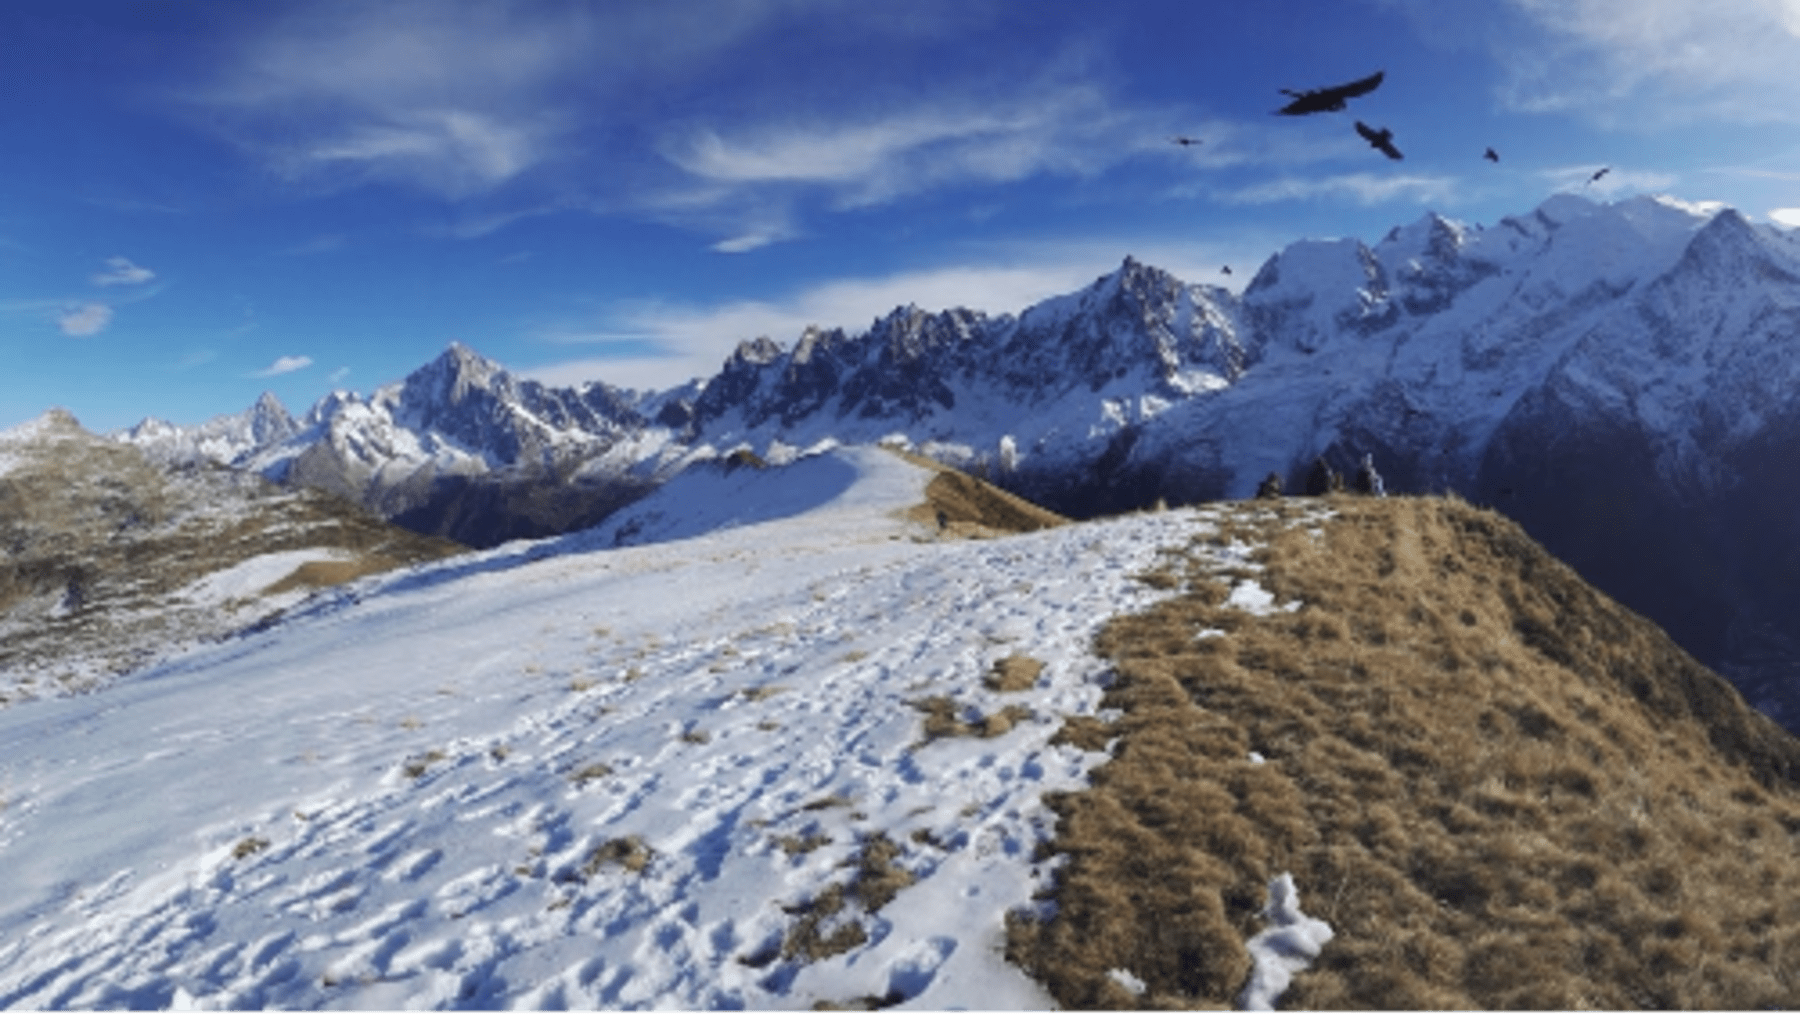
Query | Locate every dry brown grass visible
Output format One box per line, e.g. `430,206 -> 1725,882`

401,749 -> 446,779
986,653 -> 1045,692
885,446 -> 1068,539
579,836 -> 653,878
780,833 -> 917,963
567,762 -> 613,788
231,836 -> 270,860
1008,495 -> 1800,1009
912,696 -> 1033,742
260,555 -> 406,595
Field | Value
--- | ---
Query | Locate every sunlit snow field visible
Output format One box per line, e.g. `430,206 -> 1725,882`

0,446 -> 1313,1009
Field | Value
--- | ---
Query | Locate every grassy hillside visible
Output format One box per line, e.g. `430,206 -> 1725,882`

0,411 -> 465,702
1008,493 -> 1800,1008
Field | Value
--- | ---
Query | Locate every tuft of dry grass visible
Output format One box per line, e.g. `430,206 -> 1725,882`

1008,495 -> 1800,1009
985,653 -> 1045,692
579,836 -> 653,878
778,831 -> 832,856
568,762 -> 613,788
911,696 -> 1033,742
781,833 -> 917,963
401,749 -> 446,780
231,836 -> 270,860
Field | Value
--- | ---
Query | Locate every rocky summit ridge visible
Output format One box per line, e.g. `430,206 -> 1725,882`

116,192 -> 1800,730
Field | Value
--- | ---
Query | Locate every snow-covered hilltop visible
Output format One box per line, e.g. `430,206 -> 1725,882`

118,192 -> 1800,730
4,445 -> 1795,1008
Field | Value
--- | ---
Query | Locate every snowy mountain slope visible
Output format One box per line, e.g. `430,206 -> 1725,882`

0,445 -> 1327,1009
7,447 -> 1797,1008
114,192 -> 1800,729
0,411 -> 463,704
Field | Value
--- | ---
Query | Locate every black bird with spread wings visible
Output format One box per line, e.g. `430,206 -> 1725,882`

1275,70 -> 1384,115
1170,136 -> 1202,147
1588,166 -> 1610,184
1355,121 -> 1403,160
1484,147 -> 1500,163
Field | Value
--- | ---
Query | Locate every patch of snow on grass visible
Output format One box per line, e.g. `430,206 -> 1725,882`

1108,967 -> 1148,996
1237,873 -> 1335,1011
1223,578 -> 1300,615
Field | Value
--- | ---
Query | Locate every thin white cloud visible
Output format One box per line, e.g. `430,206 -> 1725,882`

59,303 -> 113,337
253,355 -> 313,377
327,366 -> 352,385
191,2 -> 833,203
1217,173 -> 1459,207
1491,0 -> 1800,126
92,257 -> 155,286
279,234 -> 345,256
1770,208 -> 1800,228
653,79 -> 1181,246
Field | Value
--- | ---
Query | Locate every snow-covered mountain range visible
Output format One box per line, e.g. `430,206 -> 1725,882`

118,192 -> 1800,729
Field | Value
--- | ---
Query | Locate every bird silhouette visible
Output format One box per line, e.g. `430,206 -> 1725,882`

1484,147 -> 1499,163
1275,70 -> 1384,115
1221,265 -> 1233,275
1170,136 -> 1202,147
1588,166 -> 1610,184
1355,121 -> 1403,160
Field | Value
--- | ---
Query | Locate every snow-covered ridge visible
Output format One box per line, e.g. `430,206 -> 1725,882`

0,445 -> 1318,1008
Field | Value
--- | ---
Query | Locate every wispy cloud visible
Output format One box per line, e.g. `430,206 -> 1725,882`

1489,0 -> 1800,126
1216,173 -> 1459,207
189,2 -> 832,205
253,355 -> 313,377
92,257 -> 155,286
279,234 -> 345,256
327,366 -> 352,385
192,2 -> 597,200
59,304 -> 113,337
652,78 -> 1181,248
1769,208 -> 1800,228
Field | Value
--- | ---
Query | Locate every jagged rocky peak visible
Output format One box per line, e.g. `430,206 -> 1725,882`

400,341 -> 512,414
246,391 -> 298,443
869,303 -> 986,365
790,325 -> 849,366
727,336 -> 784,368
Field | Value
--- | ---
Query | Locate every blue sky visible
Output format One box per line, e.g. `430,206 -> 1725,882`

5,0 -> 1800,431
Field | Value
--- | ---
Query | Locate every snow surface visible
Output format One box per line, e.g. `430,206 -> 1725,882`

1237,873 -> 1335,1011
0,445 -> 1303,1009
173,550 -> 356,611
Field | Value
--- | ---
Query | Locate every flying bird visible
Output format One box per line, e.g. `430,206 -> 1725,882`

1170,135 -> 1203,147
1484,147 -> 1499,163
1221,265 -> 1233,275
1275,70 -> 1384,115
1588,166 -> 1610,184
1355,121 -> 1403,160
